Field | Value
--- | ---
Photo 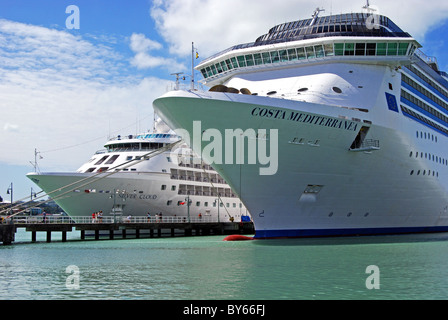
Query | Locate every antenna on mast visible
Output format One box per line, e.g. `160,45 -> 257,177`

310,7 -> 325,26
170,72 -> 184,91
29,148 -> 43,173
191,42 -> 199,91
362,0 -> 376,12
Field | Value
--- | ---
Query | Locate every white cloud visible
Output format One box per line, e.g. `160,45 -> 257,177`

130,33 -> 162,52
150,0 -> 448,58
3,123 -> 19,132
0,19 -> 172,171
129,32 -> 185,71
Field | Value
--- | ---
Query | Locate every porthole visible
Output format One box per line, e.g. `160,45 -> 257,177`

329,212 -> 334,217
332,86 -> 342,94
347,212 -> 352,217
298,87 -> 308,92
409,151 -> 413,157
364,212 -> 369,217
267,91 -> 277,95
410,170 -> 414,175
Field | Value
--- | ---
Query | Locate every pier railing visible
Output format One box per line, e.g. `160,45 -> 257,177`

1,214 -> 254,244
2,215 -> 229,225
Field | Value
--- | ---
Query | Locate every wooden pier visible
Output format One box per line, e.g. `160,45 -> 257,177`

0,216 -> 254,244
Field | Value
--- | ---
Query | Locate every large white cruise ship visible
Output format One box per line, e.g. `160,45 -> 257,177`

27,121 -> 250,223
153,8 -> 448,238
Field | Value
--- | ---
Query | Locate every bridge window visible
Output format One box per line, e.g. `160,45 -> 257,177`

94,156 -> 109,165
387,43 -> 398,56
334,43 -> 344,56
215,62 -> 223,73
305,46 -> 315,58
314,45 -> 324,58
254,53 -> 262,65
376,43 -> 387,55
237,55 -> 246,67
398,43 -> 409,55
105,155 -> 119,164
225,59 -> 233,70
366,43 -> 376,56
355,43 -> 365,56
287,48 -> 298,61
220,61 -> 228,72
344,43 -> 355,56
279,50 -> 288,62
245,54 -> 255,66
262,52 -> 272,64
324,43 -> 334,56
297,47 -> 306,59
230,57 -> 238,68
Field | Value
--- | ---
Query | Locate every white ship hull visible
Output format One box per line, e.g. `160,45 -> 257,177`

154,89 -> 448,238
27,171 -> 248,223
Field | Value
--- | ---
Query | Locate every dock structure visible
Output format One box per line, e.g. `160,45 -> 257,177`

0,216 -> 254,245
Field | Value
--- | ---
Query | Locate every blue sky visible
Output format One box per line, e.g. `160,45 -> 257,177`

0,0 -> 447,202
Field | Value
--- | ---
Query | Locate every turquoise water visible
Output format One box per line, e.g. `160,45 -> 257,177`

1,229 -> 448,300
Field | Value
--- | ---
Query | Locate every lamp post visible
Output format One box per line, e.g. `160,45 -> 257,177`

29,187 -> 37,215
185,195 -> 191,222
6,183 -> 13,215
215,198 -> 220,223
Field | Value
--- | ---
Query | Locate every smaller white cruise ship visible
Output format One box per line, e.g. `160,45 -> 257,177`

27,122 -> 250,223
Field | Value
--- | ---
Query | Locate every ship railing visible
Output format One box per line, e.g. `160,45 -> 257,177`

6,215 -> 222,224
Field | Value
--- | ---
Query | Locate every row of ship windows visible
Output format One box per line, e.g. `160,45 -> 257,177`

106,142 -> 166,153
73,188 -> 244,209
400,106 -> 448,136
328,212 -> 370,217
409,151 -> 448,166
89,152 -> 157,167
416,131 -> 438,142
169,200 -> 243,208
200,42 -> 414,79
164,183 -> 237,198
407,65 -> 448,101
402,74 -> 448,114
410,170 -> 440,177
134,134 -> 178,139
267,13 -> 391,35
262,23 -> 388,42
401,90 -> 448,125
73,189 -> 154,195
